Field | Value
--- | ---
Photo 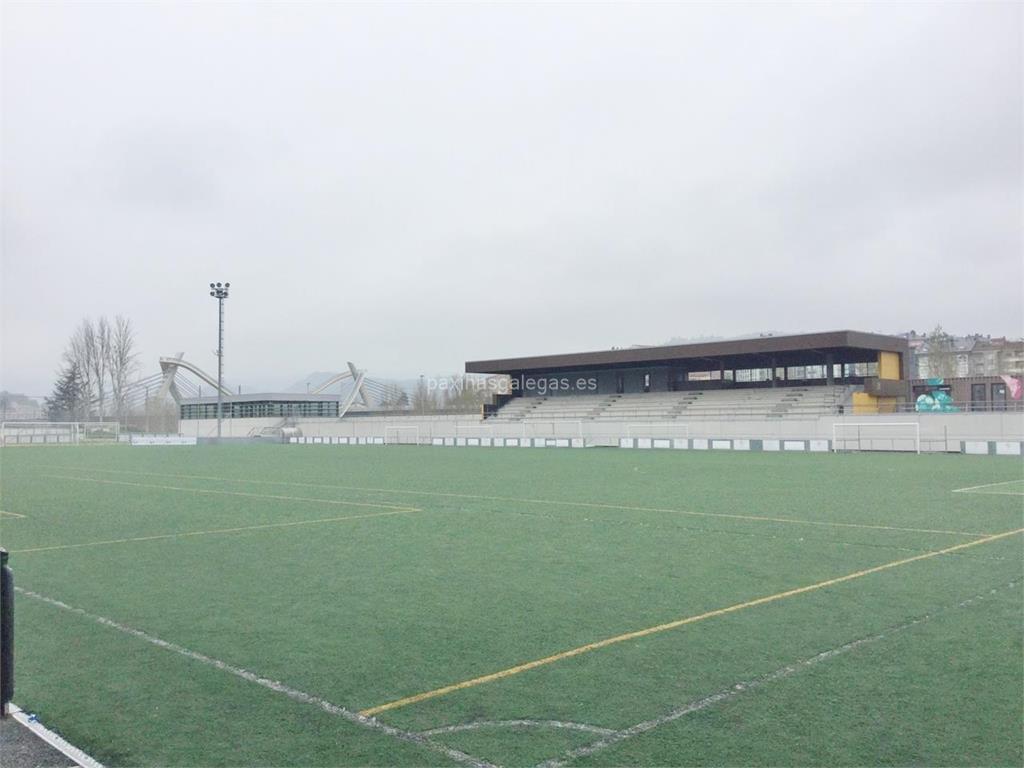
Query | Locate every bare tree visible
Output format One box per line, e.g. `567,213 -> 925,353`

108,315 -> 138,421
924,325 -> 958,379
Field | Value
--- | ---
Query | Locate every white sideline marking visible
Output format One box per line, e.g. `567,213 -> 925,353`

46,466 -> 988,538
0,509 -> 27,518
8,703 -> 105,768
420,720 -> 615,738
14,587 -> 494,768
952,479 -> 1024,494
535,579 -> 1021,768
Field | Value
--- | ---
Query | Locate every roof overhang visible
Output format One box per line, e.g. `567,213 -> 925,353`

465,330 -> 907,375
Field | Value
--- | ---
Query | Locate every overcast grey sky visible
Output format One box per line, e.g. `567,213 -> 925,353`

2,1 -> 1021,394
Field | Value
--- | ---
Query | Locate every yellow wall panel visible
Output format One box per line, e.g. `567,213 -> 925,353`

878,352 -> 901,380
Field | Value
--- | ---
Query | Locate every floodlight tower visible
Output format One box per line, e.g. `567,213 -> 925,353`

209,282 -> 230,439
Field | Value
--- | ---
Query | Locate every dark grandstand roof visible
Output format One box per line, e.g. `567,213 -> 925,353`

465,330 -> 907,374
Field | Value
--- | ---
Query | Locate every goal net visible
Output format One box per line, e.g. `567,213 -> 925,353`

81,422 -> 120,443
384,426 -> 420,446
831,422 -> 920,454
1,422 -> 80,446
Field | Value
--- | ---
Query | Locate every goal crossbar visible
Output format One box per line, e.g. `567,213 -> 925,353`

831,422 -> 920,454
383,425 -> 421,446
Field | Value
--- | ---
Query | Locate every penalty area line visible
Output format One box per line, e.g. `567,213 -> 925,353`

11,509 -> 420,554
47,466 -> 989,538
41,475 -> 421,512
952,479 -> 1024,494
359,527 -> 1024,717
14,586 -> 495,768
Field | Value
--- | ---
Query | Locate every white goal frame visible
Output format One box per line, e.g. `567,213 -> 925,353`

524,420 -> 584,440
1,422 -> 80,446
81,422 -> 121,443
384,425 -> 421,446
831,422 -> 920,455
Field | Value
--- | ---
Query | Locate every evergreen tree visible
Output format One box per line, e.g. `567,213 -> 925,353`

44,363 -> 87,421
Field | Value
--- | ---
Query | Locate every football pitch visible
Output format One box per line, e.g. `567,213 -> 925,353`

0,444 -> 1021,767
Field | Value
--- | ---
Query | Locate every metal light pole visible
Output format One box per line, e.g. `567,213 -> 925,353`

209,282 -> 230,439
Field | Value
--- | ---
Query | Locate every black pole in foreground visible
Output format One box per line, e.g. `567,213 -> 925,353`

0,548 -> 12,718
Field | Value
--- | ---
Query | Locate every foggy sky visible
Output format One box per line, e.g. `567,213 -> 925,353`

2,1 -> 1021,395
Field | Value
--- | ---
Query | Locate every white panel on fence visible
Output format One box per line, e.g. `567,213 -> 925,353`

964,441 -> 988,455
373,437 -> 385,445
467,438 -> 480,447
312,437 -> 322,444
571,438 -> 584,448
637,438 -> 653,449
652,438 -> 671,449
533,438 -> 547,447
809,440 -> 830,452
763,439 -> 781,451
619,437 -> 634,449
444,437 -> 455,446
712,439 -> 731,450
493,437 -> 505,447
672,438 -> 688,450
504,438 -> 518,447
692,438 -> 709,450
131,436 -> 197,446
338,437 -> 350,445
431,437 -> 444,446
545,438 -> 558,447
555,438 -> 570,448
289,437 -> 298,444
456,437 -> 467,446
733,439 -> 750,451
783,440 -> 806,451
481,437 -> 493,447
995,441 -> 1022,456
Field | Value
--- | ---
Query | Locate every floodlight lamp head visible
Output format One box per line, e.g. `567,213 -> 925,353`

210,282 -> 215,288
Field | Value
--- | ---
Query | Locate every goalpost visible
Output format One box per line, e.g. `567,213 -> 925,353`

383,425 -> 421,446
831,422 -> 920,454
1,422 -> 80,446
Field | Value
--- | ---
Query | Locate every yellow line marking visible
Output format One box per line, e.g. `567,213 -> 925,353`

358,527 -> 1024,717
42,475 -> 421,512
46,467 -> 986,538
952,479 -> 1024,494
11,509 -> 417,554
0,510 -> 26,519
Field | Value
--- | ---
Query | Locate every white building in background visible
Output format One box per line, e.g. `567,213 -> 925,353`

0,392 -> 43,421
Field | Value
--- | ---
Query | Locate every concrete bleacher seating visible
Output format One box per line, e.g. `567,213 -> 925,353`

487,386 -> 855,422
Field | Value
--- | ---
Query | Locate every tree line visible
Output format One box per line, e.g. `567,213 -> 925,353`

44,316 -> 138,422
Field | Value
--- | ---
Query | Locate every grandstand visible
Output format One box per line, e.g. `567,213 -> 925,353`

472,330 -> 907,421
104,330 -> 1021,454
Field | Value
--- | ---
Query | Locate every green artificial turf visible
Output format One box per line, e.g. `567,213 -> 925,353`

0,444 -> 1021,767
